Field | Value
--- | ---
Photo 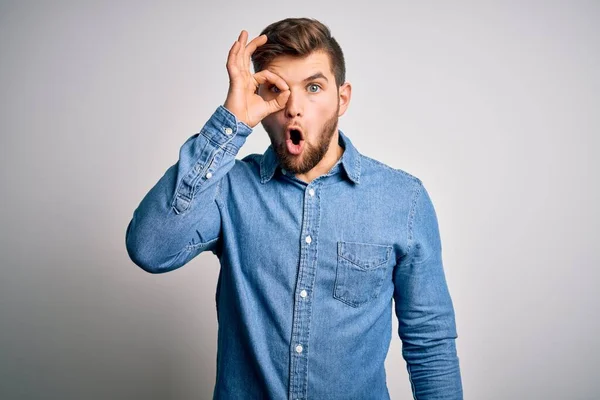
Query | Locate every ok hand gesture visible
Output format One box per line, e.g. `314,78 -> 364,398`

223,31 -> 290,128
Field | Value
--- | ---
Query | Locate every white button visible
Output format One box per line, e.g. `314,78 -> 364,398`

308,189 -> 315,197
224,127 -> 233,135
205,172 -> 213,179
305,235 -> 312,244
295,344 -> 303,353
300,290 -> 307,298
281,169 -> 287,175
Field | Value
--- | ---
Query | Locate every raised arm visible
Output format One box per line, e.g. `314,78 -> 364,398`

125,30 -> 290,273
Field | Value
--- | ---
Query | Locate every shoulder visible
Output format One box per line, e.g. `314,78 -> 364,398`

227,153 -> 263,178
358,153 -> 423,190
239,153 -> 262,165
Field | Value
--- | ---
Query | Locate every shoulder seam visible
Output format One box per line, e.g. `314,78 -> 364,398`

406,179 -> 424,255
359,154 -> 422,184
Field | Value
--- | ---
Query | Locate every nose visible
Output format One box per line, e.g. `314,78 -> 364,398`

285,89 -> 303,118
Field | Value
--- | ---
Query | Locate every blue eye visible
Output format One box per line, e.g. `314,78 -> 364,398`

307,84 -> 321,93
270,85 -> 281,93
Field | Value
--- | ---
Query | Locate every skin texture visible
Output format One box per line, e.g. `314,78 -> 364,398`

223,30 -> 352,183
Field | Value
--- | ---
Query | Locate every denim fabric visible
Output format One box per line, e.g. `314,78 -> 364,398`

125,106 -> 463,399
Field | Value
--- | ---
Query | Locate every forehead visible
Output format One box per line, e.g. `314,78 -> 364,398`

263,51 -> 334,83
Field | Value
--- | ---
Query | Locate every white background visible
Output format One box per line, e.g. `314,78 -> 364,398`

1,1 -> 598,399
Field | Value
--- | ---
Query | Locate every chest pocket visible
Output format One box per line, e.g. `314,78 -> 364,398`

333,241 -> 393,307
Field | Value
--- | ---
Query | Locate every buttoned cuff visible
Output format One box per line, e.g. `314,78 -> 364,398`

200,106 -> 252,154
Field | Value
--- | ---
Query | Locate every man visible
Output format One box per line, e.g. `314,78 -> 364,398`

126,17 -> 463,400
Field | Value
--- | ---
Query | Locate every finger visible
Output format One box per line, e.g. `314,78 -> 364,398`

238,30 -> 248,65
266,90 -> 290,114
235,30 -> 249,72
226,40 -> 241,81
237,30 -> 248,46
243,34 -> 268,72
245,34 -> 268,57
253,69 -> 289,92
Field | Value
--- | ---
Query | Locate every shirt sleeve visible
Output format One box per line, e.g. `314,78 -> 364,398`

125,105 -> 251,273
393,181 -> 464,399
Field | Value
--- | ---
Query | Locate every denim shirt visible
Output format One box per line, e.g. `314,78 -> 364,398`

125,106 -> 463,400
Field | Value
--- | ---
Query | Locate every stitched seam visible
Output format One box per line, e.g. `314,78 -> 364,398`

406,181 -> 423,255
338,242 -> 391,267
338,253 -> 390,268
407,363 -> 419,400
360,154 -> 421,182
185,236 -> 219,251
214,170 -> 226,211
188,153 -> 218,207
200,130 -> 238,156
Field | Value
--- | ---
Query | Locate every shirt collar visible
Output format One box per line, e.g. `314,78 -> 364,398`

260,130 -> 361,184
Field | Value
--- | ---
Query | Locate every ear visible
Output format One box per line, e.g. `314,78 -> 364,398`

337,82 -> 352,117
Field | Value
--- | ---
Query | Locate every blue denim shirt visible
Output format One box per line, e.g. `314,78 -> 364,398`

126,106 -> 463,399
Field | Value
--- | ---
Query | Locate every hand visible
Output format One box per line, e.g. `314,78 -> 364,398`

223,30 -> 290,128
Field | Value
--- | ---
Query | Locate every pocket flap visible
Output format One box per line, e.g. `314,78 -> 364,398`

338,241 -> 392,269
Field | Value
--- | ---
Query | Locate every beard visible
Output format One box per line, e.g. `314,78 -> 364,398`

264,105 -> 340,175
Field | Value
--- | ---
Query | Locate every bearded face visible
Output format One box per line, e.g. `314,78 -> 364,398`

258,51 -> 347,177
264,102 -> 339,174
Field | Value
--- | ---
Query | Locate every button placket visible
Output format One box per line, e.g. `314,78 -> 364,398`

289,182 -> 322,399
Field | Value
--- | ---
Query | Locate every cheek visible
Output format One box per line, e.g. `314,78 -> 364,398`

261,113 -> 283,136
263,112 -> 281,126
312,96 -> 338,119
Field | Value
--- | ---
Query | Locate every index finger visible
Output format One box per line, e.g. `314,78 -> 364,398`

253,69 -> 289,91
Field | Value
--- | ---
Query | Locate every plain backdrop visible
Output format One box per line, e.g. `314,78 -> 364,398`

1,1 -> 598,399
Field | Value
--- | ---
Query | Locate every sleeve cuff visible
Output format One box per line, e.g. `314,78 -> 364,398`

197,106 -> 253,154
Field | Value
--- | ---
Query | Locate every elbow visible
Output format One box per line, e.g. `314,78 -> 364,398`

125,229 -> 162,274
125,220 -> 178,274
126,244 -> 164,274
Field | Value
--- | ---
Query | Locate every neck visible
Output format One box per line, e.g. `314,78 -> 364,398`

295,130 -> 344,183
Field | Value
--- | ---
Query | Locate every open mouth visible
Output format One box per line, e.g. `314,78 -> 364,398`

290,129 -> 302,145
285,127 -> 305,155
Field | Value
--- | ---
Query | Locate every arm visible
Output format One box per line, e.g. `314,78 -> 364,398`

125,107 -> 251,273
393,181 -> 463,399
125,30 -> 290,273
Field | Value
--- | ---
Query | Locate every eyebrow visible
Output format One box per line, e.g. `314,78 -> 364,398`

303,72 -> 329,83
